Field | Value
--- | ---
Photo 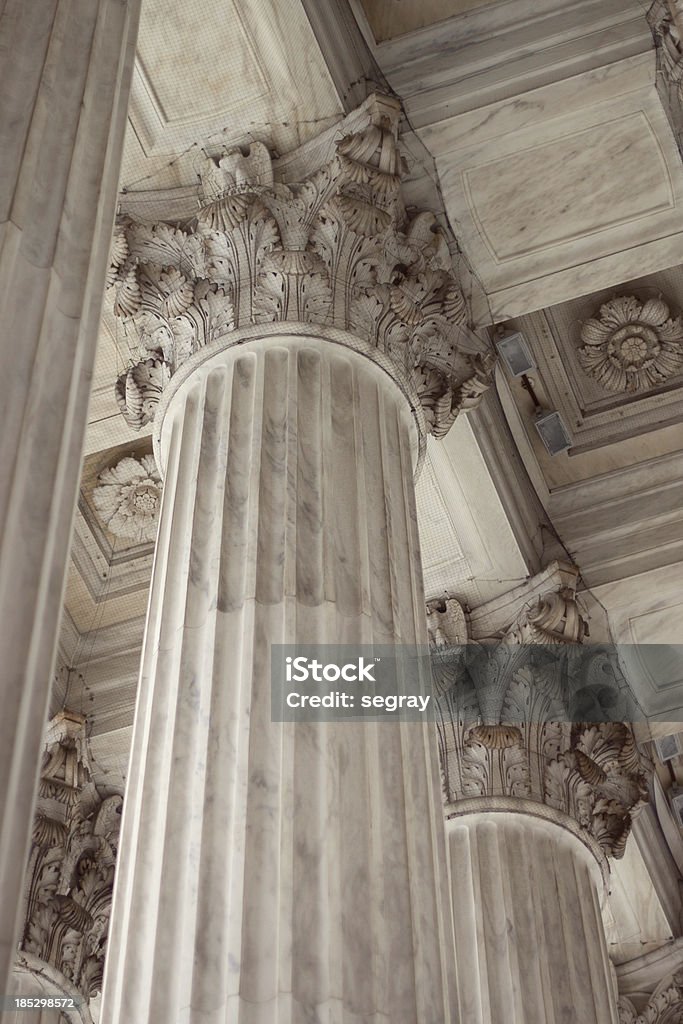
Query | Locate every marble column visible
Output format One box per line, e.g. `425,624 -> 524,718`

0,0 -> 140,996
102,334 -> 453,1022
430,594 -> 650,1024
101,97 -> 493,1023
447,812 -> 616,1024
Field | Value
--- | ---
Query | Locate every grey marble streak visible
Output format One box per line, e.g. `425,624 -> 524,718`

448,813 -> 618,1024
101,338 -> 456,1023
0,0 -> 140,995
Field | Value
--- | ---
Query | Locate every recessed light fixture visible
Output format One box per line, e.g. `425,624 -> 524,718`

495,331 -> 536,377
534,410 -> 572,456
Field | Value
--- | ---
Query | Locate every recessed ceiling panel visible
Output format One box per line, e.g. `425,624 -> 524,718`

136,0 -> 268,124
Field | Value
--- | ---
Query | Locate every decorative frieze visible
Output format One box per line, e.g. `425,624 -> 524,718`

578,295 -> 683,393
19,711 -> 121,1004
619,969 -> 683,1023
92,454 -> 162,544
109,98 -> 493,438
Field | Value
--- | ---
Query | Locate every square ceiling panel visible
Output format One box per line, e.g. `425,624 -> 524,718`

125,0 -> 343,170
135,0 -> 268,126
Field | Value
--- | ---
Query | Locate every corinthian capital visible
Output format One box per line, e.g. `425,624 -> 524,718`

433,643 -> 648,860
109,95 -> 493,437
429,566 -> 649,862
18,711 -> 122,1003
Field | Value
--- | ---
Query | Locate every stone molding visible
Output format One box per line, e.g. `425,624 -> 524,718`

92,453 -> 162,545
619,969 -> 683,1023
578,294 -> 683,393
109,95 -> 492,440
19,711 -> 122,1003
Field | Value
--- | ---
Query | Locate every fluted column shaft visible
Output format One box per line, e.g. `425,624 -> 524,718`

0,0 -> 140,995
102,336 -> 455,1023
447,811 -> 618,1024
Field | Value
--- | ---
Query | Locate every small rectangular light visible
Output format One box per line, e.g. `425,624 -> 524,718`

495,331 -> 536,377
534,410 -> 572,456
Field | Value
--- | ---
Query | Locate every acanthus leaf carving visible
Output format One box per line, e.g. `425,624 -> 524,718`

430,573 -> 649,860
20,711 -> 122,1003
649,0 -> 683,158
109,99 -> 493,436
114,352 -> 171,431
619,968 -> 683,1023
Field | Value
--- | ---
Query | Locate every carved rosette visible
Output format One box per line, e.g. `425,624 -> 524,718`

578,295 -> 683,393
20,712 -> 122,1003
430,577 -> 648,861
108,100 -> 493,438
619,970 -> 683,1023
92,454 -> 162,544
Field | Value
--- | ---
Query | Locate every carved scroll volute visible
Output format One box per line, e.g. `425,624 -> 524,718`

504,586 -> 589,645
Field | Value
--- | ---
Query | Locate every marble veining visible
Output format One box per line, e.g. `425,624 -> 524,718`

100,337 -> 456,1023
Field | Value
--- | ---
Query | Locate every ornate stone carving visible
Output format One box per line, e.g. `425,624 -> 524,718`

20,711 -> 122,1003
92,454 -> 162,544
108,98 -> 493,437
430,572 -> 647,861
619,970 -> 683,1023
114,352 -> 171,430
503,585 -> 588,644
433,644 -> 648,859
578,295 -> 683,393
426,596 -> 468,646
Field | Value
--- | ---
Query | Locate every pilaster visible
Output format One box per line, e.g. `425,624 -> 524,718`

0,0 -> 140,993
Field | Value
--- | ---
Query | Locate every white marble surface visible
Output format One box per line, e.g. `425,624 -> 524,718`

0,0 -> 140,996
447,811 -> 619,1024
603,834 -> 673,965
101,337 -> 456,1023
415,54 -> 683,321
121,0 -> 344,192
